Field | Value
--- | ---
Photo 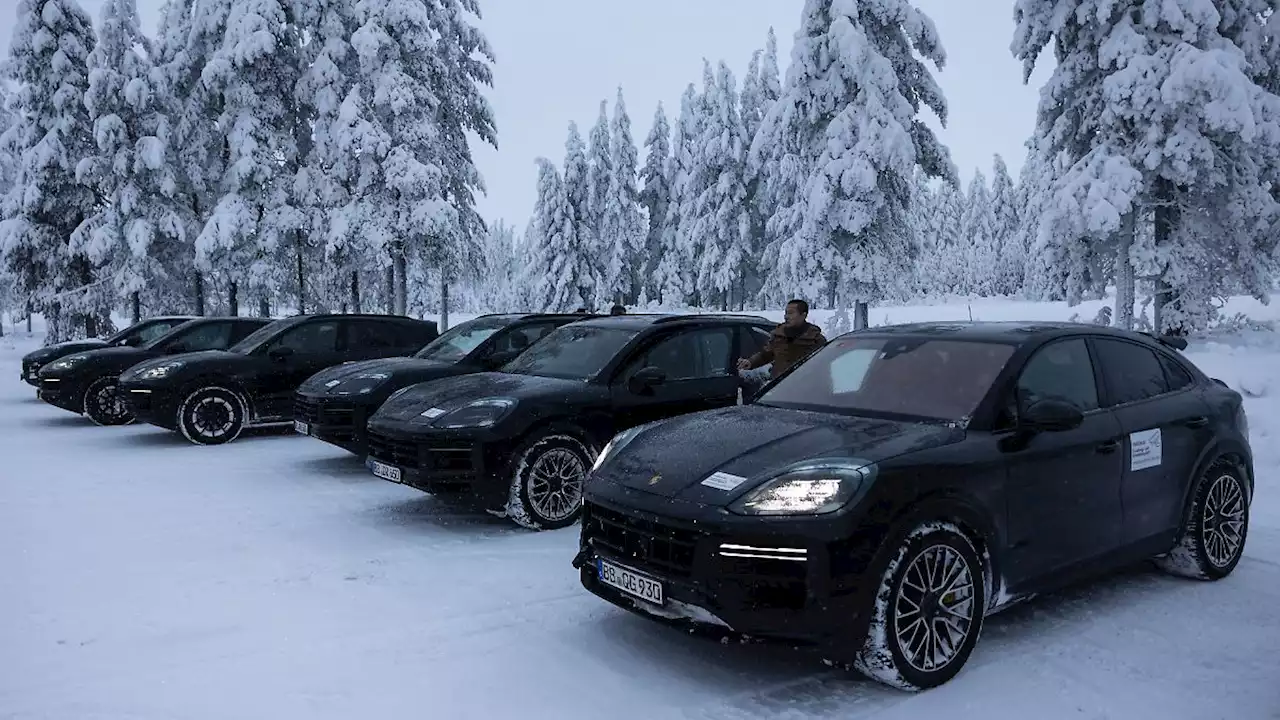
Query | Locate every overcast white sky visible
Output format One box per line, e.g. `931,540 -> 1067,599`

0,0 -> 1055,232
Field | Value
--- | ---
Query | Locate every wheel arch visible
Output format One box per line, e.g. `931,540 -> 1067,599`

1179,440 -> 1253,529
177,376 -> 255,420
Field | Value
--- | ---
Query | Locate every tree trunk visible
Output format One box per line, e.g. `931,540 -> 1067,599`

26,299 -> 32,332
384,266 -> 395,314
350,270 -> 361,314
229,282 -> 239,316
295,233 -> 306,315
393,254 -> 408,315
194,273 -> 205,316
130,292 -> 141,324
258,295 -> 270,318
1114,213 -> 1135,330
1152,176 -> 1178,334
853,300 -> 869,330
439,276 -> 450,332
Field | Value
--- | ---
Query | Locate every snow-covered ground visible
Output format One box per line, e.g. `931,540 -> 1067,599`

3,297 -> 1279,719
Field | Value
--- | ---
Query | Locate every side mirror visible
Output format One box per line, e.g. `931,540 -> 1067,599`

164,342 -> 188,355
122,336 -> 143,347
627,366 -> 666,395
1022,398 -> 1084,432
268,346 -> 294,362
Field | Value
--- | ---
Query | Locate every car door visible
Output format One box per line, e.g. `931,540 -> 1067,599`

1090,337 -> 1216,545
255,319 -> 345,418
998,337 -> 1126,583
610,325 -> 740,429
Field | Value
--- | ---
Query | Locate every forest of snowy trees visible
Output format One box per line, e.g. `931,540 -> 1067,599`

3,0 -> 1279,343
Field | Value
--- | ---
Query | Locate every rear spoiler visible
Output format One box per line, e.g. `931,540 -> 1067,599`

1141,332 -> 1188,351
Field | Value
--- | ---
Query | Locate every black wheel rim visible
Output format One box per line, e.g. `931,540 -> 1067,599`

91,382 -> 129,422
192,396 -> 236,438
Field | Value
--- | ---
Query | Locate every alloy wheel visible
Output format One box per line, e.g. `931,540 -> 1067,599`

892,543 -> 977,673
527,447 -> 586,523
1202,473 -> 1246,568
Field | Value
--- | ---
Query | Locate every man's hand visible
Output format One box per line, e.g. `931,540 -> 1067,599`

736,358 -> 752,371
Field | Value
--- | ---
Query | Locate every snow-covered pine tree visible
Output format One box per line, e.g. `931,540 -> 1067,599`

0,85 -> 14,329
988,154 -> 1023,296
76,0 -> 191,324
738,27 -> 782,308
692,61 -> 751,310
194,0 -> 306,315
527,158 -> 592,311
751,0 -> 956,315
585,99 -> 612,301
932,178 -> 966,295
637,103 -> 670,302
561,121 -> 592,301
599,87 -> 645,304
904,169 -> 937,298
654,83 -> 701,307
0,0 -> 103,342
960,169 -> 998,296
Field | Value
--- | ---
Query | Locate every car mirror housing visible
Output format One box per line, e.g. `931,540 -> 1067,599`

627,366 -> 666,395
1022,398 -> 1084,432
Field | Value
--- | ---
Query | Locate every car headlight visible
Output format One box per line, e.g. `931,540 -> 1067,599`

46,355 -> 87,371
430,398 -> 516,429
138,361 -> 185,380
728,461 -> 876,516
590,424 -> 650,473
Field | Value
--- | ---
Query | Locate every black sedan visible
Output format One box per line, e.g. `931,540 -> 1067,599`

19,316 -> 195,386
119,313 -> 438,445
363,313 -> 776,529
574,321 -> 1253,691
294,313 -> 596,455
35,317 -> 273,425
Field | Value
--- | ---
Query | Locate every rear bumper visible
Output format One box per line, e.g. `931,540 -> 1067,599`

362,423 -> 517,507
119,381 -> 181,431
574,488 -> 883,650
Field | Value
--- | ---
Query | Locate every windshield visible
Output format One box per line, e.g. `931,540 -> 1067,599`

228,320 -> 288,354
140,321 -> 198,350
501,325 -> 639,381
414,317 -> 512,362
756,336 -> 1016,422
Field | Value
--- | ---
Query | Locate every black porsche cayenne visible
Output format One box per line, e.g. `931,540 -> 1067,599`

575,321 -> 1253,692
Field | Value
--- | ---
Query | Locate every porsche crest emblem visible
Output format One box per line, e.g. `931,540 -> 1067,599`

648,474 -> 662,486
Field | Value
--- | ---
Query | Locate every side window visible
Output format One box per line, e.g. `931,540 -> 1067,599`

175,322 -> 233,351
738,326 -> 771,359
491,322 -> 560,355
230,322 -> 267,344
1093,338 -> 1169,406
1159,353 -> 1194,391
136,321 -> 182,344
349,320 -> 400,351
267,321 -> 340,354
628,328 -> 734,381
1006,338 -> 1100,425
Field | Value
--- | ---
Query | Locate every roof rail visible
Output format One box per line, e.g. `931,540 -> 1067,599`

652,313 -> 769,324
1141,331 -> 1189,351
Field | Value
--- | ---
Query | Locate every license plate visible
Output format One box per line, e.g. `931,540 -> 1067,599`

369,460 -> 402,483
294,420 -> 309,435
598,559 -> 664,605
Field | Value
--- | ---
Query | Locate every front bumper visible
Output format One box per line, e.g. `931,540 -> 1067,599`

362,422 -> 517,506
36,375 -> 89,413
574,483 -> 883,649
293,393 -> 374,453
118,380 -> 182,431
21,358 -> 43,386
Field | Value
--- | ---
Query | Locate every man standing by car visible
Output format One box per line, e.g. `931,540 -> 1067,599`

737,299 -> 827,379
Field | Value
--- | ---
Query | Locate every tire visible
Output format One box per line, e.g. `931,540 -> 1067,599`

177,386 -> 247,446
83,377 -> 135,426
504,432 -> 595,531
1155,460 -> 1250,580
852,521 -> 987,691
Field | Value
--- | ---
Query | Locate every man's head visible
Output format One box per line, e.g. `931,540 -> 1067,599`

783,299 -> 809,327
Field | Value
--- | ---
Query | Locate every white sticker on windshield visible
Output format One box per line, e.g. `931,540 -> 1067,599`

1130,428 -> 1162,471
419,407 -> 447,419
701,472 -> 747,491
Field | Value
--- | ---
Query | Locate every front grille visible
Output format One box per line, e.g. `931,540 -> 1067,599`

294,395 -> 357,427
585,502 -> 702,578
367,429 -> 420,469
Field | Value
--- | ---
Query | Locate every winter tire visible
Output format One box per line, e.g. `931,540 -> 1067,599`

83,377 -> 134,426
853,520 -> 986,691
177,386 -> 247,446
1155,460 -> 1249,581
504,433 -> 594,531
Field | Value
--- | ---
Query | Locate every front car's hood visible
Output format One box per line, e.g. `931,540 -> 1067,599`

595,404 -> 964,505
39,346 -> 156,377
23,338 -> 111,363
299,356 -> 456,396
371,371 -> 586,424
119,349 -> 240,381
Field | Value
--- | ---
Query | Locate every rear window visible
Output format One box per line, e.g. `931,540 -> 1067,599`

757,336 -> 1016,422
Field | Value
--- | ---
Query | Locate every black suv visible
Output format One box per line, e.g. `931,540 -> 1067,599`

363,314 -> 776,529
20,316 -> 195,387
294,313 -> 597,455
576,322 -> 1253,691
118,314 -> 439,445
36,317 -> 273,425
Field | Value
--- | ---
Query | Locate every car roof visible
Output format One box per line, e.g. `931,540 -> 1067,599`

283,313 -> 435,324
847,320 -> 1186,350
471,312 -> 602,323
575,313 -> 772,330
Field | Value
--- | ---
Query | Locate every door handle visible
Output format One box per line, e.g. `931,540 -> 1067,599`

1096,439 -> 1120,454
1184,416 -> 1209,429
